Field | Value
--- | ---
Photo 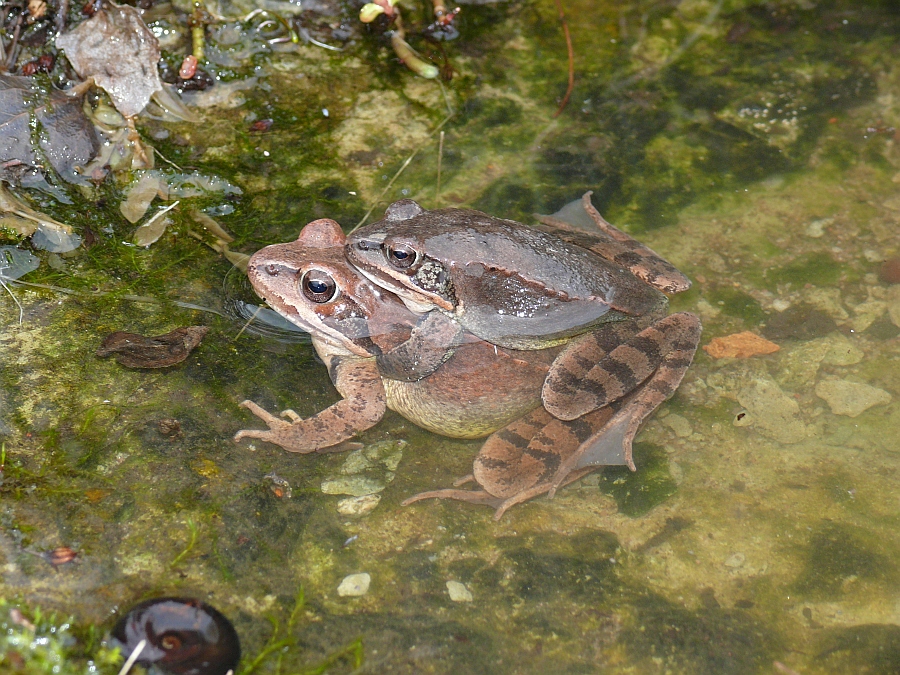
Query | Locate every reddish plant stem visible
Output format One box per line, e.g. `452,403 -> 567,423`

552,0 -> 574,118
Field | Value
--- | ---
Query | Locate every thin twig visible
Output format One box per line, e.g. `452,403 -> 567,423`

435,130 -> 445,206
552,0 -> 575,118
0,275 -> 24,323
5,13 -> 23,72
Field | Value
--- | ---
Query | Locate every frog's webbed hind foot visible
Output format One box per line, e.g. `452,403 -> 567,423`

544,315 -> 700,495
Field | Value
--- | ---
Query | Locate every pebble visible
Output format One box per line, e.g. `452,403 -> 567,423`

814,379 -> 892,417
321,476 -> 385,497
337,573 -> 371,597
724,552 -> 746,568
888,286 -> 900,328
446,581 -> 473,602
662,413 -> 693,438
321,440 -> 406,496
337,493 -> 381,516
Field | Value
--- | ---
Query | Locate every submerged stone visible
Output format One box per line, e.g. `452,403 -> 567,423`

814,379 -> 892,417
338,573 -> 371,597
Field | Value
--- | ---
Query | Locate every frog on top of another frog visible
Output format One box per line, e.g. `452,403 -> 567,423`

235,194 -> 700,517
233,217 -> 558,451
234,217 -> 634,518
345,193 -> 701,475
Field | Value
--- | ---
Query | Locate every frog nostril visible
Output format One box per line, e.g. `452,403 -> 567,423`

265,264 -> 279,276
356,240 -> 372,251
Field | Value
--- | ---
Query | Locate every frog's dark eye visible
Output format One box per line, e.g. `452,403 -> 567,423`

385,243 -> 419,270
300,269 -> 338,303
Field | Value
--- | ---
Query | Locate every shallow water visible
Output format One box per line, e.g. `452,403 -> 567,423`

2,0 -> 900,672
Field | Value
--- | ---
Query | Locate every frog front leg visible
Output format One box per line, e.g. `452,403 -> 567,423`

234,356 -> 386,453
375,311 -> 465,382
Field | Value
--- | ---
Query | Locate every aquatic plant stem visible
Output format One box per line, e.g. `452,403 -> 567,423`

552,0 -> 574,118
436,130 -> 445,205
0,274 -> 24,324
117,638 -> 146,675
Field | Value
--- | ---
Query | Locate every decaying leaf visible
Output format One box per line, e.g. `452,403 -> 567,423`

121,172 -> 167,223
0,74 -> 98,183
56,3 -> 164,118
0,246 -> 40,279
96,326 -> 209,368
703,331 -> 780,359
0,183 -> 82,252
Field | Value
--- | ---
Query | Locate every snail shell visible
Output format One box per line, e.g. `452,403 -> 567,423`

109,597 -> 240,675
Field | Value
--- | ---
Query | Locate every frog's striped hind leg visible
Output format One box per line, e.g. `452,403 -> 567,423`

544,315 -> 702,495
543,312 -> 702,421
401,409 -> 552,512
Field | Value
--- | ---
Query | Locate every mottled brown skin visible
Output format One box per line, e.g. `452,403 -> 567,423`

233,219 -> 557,453
237,208 -> 700,519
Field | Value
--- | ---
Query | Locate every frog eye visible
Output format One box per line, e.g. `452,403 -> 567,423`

385,243 -> 419,271
300,269 -> 338,303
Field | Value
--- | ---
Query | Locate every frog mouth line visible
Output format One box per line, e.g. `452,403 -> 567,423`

348,258 -> 443,314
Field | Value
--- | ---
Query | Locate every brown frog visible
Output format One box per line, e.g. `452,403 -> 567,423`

233,218 -> 558,452
345,194 -> 701,473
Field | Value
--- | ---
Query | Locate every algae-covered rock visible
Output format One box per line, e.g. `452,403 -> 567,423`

321,440 -> 406,496
734,376 -> 809,444
815,380 -> 892,417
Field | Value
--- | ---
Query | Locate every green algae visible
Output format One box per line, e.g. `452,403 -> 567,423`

1,0 -> 900,672
600,443 -> 677,517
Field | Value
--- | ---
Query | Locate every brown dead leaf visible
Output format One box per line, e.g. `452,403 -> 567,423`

703,331 -> 780,359
56,3 -> 163,118
97,326 -> 209,368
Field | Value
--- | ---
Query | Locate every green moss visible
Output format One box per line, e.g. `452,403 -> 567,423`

599,443 -> 677,517
765,251 -> 844,288
704,286 -> 766,324
622,593 -> 784,675
0,599 -> 123,675
793,522 -> 894,599
816,624 -> 900,675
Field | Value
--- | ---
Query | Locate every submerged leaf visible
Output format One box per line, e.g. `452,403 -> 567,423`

0,74 -> 98,183
96,326 -> 209,368
0,246 -> 40,279
56,3 -> 164,118
0,184 -> 82,252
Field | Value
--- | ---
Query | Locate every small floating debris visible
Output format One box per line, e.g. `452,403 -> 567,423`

108,597 -> 240,675
96,326 -> 208,368
264,471 -> 292,498
703,331 -> 780,359
446,581 -> 473,603
337,573 -> 370,597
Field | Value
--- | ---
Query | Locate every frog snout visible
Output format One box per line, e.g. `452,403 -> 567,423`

355,239 -> 376,251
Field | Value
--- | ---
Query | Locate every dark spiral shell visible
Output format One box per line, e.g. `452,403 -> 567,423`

109,598 -> 240,675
